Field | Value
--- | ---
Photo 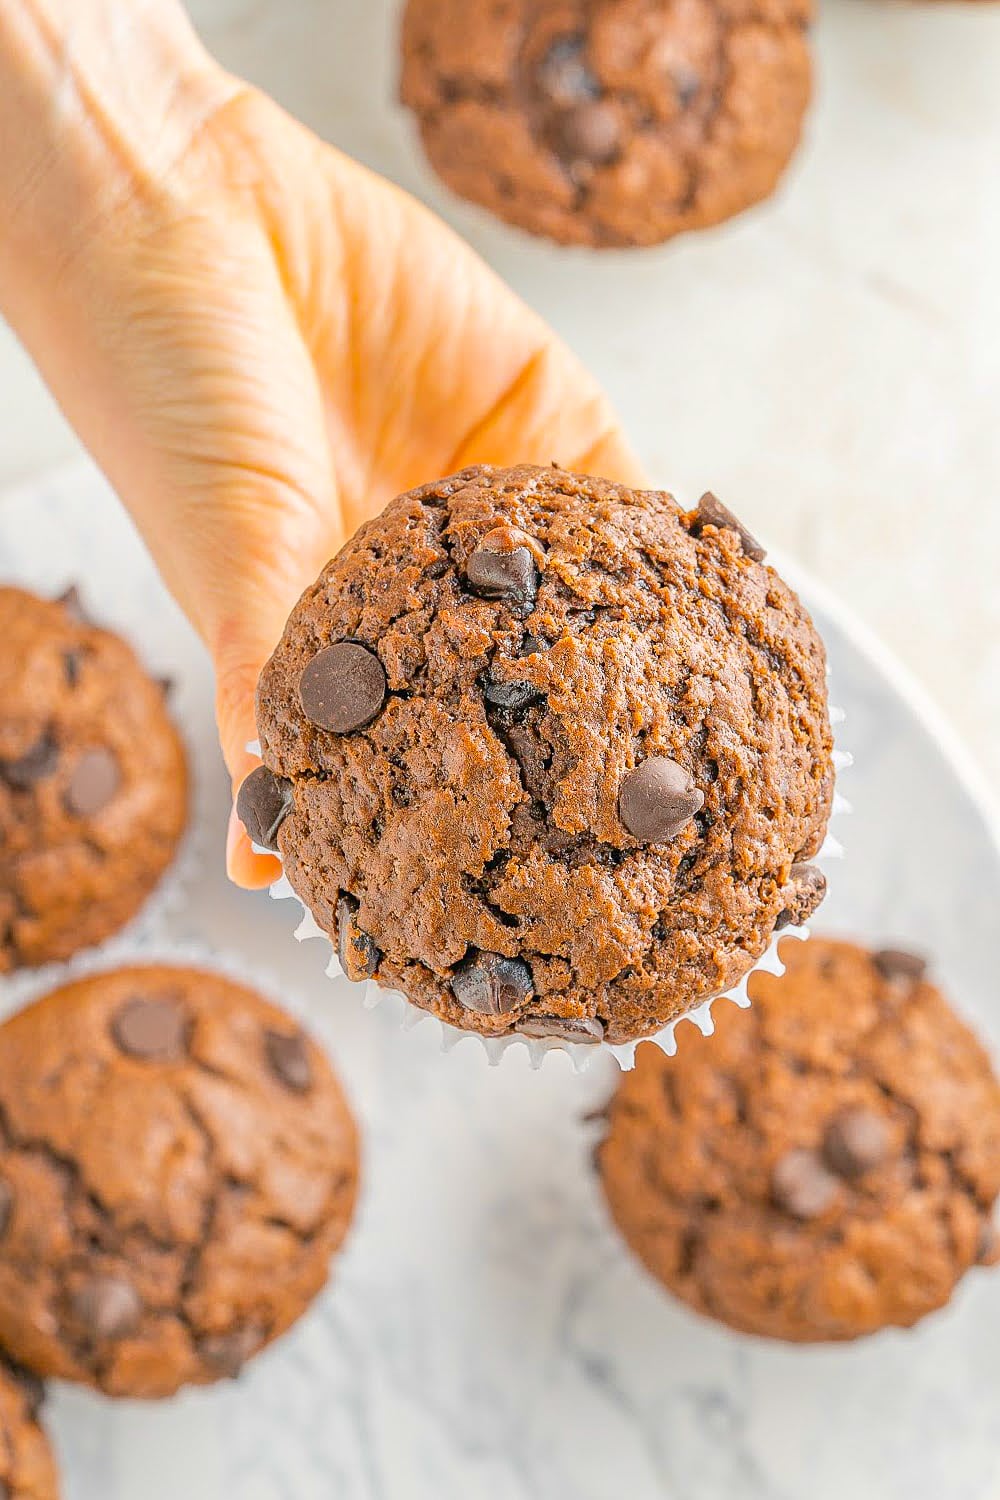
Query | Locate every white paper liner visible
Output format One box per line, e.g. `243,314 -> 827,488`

2,708 -> 207,1011
0,930 -> 302,1034
253,687 -> 850,1073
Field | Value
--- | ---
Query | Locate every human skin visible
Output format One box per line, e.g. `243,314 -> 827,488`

0,0 -> 642,888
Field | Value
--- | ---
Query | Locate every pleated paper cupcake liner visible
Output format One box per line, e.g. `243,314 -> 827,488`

254,692 -> 851,1073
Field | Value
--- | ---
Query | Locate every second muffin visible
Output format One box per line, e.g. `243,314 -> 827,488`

0,965 -> 360,1398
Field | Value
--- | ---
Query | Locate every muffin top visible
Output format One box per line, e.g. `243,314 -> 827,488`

597,937 -> 1000,1340
251,464 -> 832,1045
0,586 -> 188,971
400,0 -> 812,247
0,965 -> 359,1398
0,1358 -> 58,1500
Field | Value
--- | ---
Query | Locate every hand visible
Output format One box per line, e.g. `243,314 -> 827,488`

0,0 -> 643,889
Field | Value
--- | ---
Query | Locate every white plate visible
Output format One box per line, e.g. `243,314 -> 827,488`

2,464 -> 999,1500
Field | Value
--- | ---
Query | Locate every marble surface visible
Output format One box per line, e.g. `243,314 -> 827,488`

0,0 -> 998,793
2,442 -> 999,1500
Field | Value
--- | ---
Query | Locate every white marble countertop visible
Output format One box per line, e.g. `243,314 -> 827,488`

1,0 -> 998,788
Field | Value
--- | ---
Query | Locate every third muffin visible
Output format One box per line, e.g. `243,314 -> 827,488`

597,937 -> 1000,1340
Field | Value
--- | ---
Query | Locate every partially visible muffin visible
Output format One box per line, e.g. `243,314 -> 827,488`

249,464 -> 832,1045
400,0 -> 812,247
0,966 -> 360,1398
0,1358 -> 58,1500
0,586 -> 188,970
597,937 -> 1000,1340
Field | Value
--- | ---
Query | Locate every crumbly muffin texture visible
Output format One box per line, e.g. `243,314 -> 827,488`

0,587 -> 188,971
400,0 -> 812,248
252,464 -> 833,1046
0,1359 -> 58,1500
597,938 -> 1000,1341
0,966 -> 359,1398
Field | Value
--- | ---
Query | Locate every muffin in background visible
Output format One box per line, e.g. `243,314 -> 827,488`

596,936 -> 1000,1340
400,0 -> 813,248
0,586 -> 188,971
0,965 -> 360,1398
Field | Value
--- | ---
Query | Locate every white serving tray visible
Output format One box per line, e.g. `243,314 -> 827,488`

1,464 -> 998,1500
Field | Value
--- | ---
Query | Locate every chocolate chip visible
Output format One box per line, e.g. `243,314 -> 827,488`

111,995 -> 189,1062
673,67 -> 701,108
1,733 -> 58,790
483,676 -> 541,711
771,1149 -> 839,1219
451,951 -> 533,1016
71,1275 -> 142,1341
64,648 -> 84,687
521,634 -> 546,657
237,765 -> 294,851
299,642 -> 386,734
198,1325 -> 261,1380
873,948 -> 927,985
8,1364 -> 44,1418
774,862 -> 828,930
264,1028 -> 313,1094
64,747 -> 120,817
465,531 -> 539,616
0,1181 -> 12,1239
336,893 -> 381,982
695,493 -> 766,563
549,100 -> 622,167
536,34 -> 600,104
823,1108 -> 890,1178
519,1015 -> 605,1043
56,585 -> 87,623
619,757 -> 703,844
156,676 -> 175,698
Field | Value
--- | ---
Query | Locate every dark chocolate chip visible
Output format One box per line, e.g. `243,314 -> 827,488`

64,747 -> 120,817
774,862 -> 828,930
674,67 -> 701,108
64,648 -> 84,687
8,1364 -> 44,1418
823,1108 -> 890,1178
695,492 -> 766,563
482,676 -> 541,711
549,100 -> 622,167
1,733 -> 59,790
71,1275 -> 142,1341
111,995 -> 189,1062
264,1028 -> 313,1094
237,765 -> 294,851
336,893 -> 381,982
536,34 -> 600,104
465,532 -> 539,615
873,948 -> 927,985
0,1180 -> 12,1239
521,634 -> 546,657
299,642 -> 386,734
518,1015 -> 605,1044
619,757 -> 703,844
56,585 -> 88,623
156,676 -> 175,698
198,1325 -> 261,1380
771,1149 -> 839,1219
451,951 -> 533,1016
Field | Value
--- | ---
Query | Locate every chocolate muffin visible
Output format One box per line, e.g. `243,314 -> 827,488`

597,937 -> 1000,1341
0,965 -> 360,1398
249,464 -> 833,1046
0,1359 -> 58,1500
0,586 -> 188,971
400,0 -> 812,248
